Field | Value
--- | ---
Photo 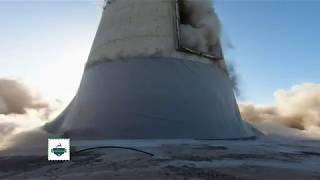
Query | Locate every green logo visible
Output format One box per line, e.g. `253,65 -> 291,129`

51,143 -> 66,156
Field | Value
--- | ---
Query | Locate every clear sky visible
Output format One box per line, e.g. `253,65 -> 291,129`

0,1 -> 100,103
215,0 -> 320,104
0,0 -> 319,105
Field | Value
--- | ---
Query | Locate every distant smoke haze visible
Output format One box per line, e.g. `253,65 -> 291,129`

0,79 -> 49,115
0,78 -> 62,148
226,62 -> 240,96
240,83 -> 320,138
0,123 -> 17,144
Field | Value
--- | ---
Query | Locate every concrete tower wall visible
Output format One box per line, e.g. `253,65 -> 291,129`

87,0 -> 214,66
45,0 -> 255,139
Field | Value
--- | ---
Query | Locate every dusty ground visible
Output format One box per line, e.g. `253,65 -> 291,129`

0,138 -> 320,180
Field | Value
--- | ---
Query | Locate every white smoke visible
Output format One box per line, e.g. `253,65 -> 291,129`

226,62 -> 240,96
179,0 -> 221,54
1,128 -> 56,156
0,123 -> 17,144
95,0 -> 107,14
240,83 -> 320,138
0,78 -> 50,115
0,78 -> 62,148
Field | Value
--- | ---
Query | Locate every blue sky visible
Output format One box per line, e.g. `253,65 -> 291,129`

0,1 -> 100,103
0,1 -> 319,105
215,1 -> 320,104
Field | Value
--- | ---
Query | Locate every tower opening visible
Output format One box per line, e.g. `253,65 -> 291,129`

175,0 -> 223,61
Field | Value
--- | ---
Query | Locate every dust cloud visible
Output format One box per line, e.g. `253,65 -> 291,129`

0,78 -> 62,150
240,83 -> 320,138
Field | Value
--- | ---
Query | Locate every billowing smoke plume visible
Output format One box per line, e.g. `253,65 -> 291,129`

240,83 -> 320,138
0,78 -> 62,147
0,123 -> 17,143
0,79 -> 49,115
179,0 -> 220,54
226,62 -> 240,96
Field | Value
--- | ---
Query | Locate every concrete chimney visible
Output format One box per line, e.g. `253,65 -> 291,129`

45,0 -> 255,139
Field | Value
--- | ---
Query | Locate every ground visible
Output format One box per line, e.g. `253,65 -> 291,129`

0,138 -> 320,180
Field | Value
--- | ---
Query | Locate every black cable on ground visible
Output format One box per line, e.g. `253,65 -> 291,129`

72,146 -> 154,156
196,136 -> 257,141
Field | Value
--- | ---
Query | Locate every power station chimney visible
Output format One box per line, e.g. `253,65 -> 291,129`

45,0 -> 255,139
